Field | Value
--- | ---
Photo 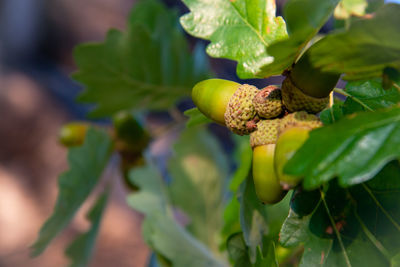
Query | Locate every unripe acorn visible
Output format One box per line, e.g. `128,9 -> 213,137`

112,111 -> 150,154
58,122 -> 89,147
275,112 -> 322,189
281,76 -> 329,114
253,144 -> 287,204
250,119 -> 287,204
252,85 -> 283,119
192,79 -> 241,125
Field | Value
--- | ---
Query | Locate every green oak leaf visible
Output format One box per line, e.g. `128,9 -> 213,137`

167,127 -> 229,252
142,214 -> 226,267
285,107 -> 400,189
184,108 -> 213,128
73,0 -> 210,117
31,128 -> 113,256
281,166 -> 400,266
180,0 -> 287,79
127,165 -> 226,267
65,191 -> 109,267
342,79 -> 400,114
308,4 -> 400,80
261,0 -> 341,77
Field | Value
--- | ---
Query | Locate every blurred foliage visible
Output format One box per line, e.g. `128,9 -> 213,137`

65,191 -> 109,267
31,128 -> 112,256
73,0 -> 210,117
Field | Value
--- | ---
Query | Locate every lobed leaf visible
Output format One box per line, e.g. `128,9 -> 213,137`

31,128 -> 113,256
127,164 -> 227,267
73,0 -> 210,117
281,165 -> 400,266
180,0 -> 287,79
167,127 -> 229,252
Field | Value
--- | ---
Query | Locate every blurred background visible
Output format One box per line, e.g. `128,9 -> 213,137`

1,0 -> 398,266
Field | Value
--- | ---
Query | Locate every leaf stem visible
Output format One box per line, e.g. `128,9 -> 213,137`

320,189 -> 352,267
362,184 -> 400,232
333,88 -> 374,112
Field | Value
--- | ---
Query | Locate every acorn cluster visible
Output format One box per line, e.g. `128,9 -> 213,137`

192,79 -> 326,204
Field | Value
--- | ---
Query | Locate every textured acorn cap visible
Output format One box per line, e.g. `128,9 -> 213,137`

253,85 -> 283,119
250,119 -> 280,148
281,76 -> 329,114
279,111 -> 322,135
224,84 -> 259,135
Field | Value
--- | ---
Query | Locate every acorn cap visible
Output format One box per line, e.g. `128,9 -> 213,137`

250,119 -> 280,148
224,84 -> 259,135
281,76 -> 329,114
278,111 -> 322,135
253,86 -> 283,119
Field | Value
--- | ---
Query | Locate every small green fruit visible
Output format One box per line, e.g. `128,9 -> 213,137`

192,79 -> 241,125
112,111 -> 150,154
253,85 -> 283,119
224,84 -> 259,135
58,122 -> 89,147
274,127 -> 310,189
278,111 -> 322,134
253,144 -> 287,204
281,76 -> 329,114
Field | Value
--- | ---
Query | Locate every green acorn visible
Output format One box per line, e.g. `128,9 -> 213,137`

253,144 -> 287,204
250,119 -> 286,204
252,85 -> 283,119
192,79 -> 241,125
112,111 -> 150,154
275,112 -> 322,189
281,77 -> 329,114
58,122 -> 89,147
224,84 -> 259,135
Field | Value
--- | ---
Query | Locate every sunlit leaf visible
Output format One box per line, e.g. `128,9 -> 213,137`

180,0 -> 287,79
168,127 -> 229,252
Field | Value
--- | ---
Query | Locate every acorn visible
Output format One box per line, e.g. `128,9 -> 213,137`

58,122 -> 90,147
275,112 -> 322,189
224,84 -> 259,135
112,111 -> 150,154
252,85 -> 283,119
250,119 -> 287,204
281,77 -> 329,114
281,51 -> 339,114
192,79 -> 241,125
